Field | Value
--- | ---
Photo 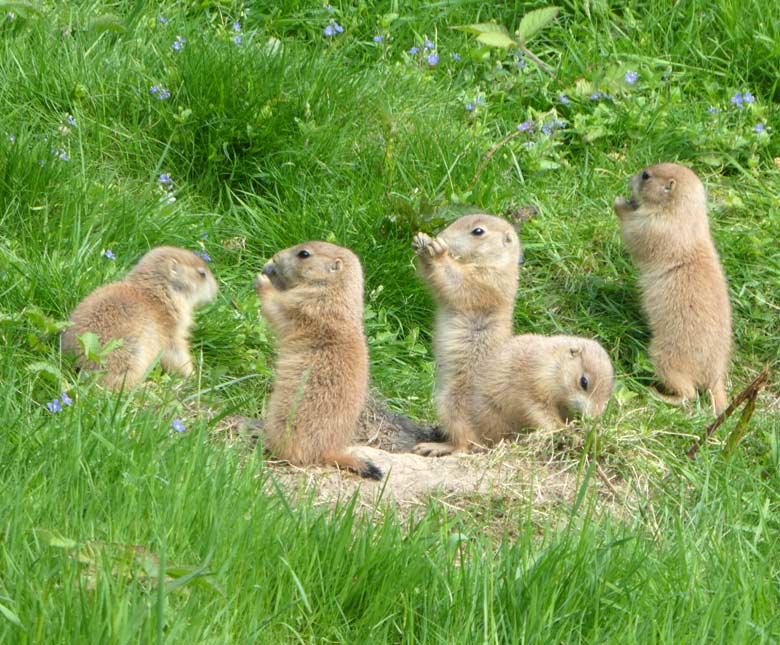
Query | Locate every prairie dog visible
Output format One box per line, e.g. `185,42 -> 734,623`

474,335 -> 614,441
255,241 -> 381,480
413,214 -> 521,455
614,163 -> 732,413
413,214 -> 613,457
61,246 -> 218,389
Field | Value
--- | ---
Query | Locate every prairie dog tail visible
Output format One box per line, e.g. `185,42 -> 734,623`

323,451 -> 383,480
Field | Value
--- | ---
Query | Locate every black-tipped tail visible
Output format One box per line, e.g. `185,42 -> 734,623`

358,460 -> 383,481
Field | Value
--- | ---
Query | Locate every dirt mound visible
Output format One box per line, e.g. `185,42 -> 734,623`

216,414 -> 633,518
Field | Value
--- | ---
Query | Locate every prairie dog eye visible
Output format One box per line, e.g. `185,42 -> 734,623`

297,249 -> 311,259
471,227 -> 485,236
579,375 -> 589,391
197,268 -> 207,278
641,170 -> 650,181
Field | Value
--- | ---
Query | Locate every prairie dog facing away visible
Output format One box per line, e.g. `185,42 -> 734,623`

614,162 -> 732,413
254,241 -> 382,480
412,214 -> 614,457
61,246 -> 218,389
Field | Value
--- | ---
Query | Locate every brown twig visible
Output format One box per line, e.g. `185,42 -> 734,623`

686,365 -> 770,459
519,45 -> 554,77
593,459 -> 620,498
467,129 -> 527,192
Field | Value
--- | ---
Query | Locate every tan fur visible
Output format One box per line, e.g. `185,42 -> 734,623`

614,162 -> 732,414
255,241 -> 381,480
61,246 -> 218,389
413,214 -> 614,457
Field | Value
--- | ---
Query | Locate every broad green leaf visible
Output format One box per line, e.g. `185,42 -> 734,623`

476,31 -> 516,48
453,22 -> 511,37
515,7 -> 560,43
77,331 -> 102,362
26,361 -> 64,384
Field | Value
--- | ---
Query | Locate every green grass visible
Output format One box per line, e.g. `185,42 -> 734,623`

1,0 -> 779,641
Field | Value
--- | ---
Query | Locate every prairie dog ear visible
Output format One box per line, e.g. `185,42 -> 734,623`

569,346 -> 583,358
664,178 -> 676,193
503,232 -> 514,246
168,257 -> 180,276
329,258 -> 343,273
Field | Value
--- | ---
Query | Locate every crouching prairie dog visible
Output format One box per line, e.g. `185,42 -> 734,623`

614,162 -> 732,413
61,246 -> 218,389
413,214 -> 613,457
254,241 -> 382,480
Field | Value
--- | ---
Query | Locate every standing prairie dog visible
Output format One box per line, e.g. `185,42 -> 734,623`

61,246 -> 218,389
255,241 -> 382,480
614,162 -> 732,413
413,214 -> 613,457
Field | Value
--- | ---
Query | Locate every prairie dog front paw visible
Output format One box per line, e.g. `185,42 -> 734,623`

428,237 -> 449,258
412,232 -> 433,254
254,273 -> 272,296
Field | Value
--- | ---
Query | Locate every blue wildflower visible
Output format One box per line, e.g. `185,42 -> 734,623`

707,106 -> 720,113
150,85 -> 171,100
172,35 -> 186,51
731,92 -> 743,107
157,16 -> 168,25
754,123 -> 765,133
590,91 -> 602,101
475,97 -> 485,105
103,249 -> 116,260
233,35 -> 243,46
195,251 -> 212,262
47,399 -> 62,413
408,46 -> 419,55
159,173 -> 173,185
66,114 -> 77,127
624,70 -> 638,84
233,21 -> 241,31
743,91 -> 755,103
427,53 -> 439,66
559,94 -> 570,105
172,419 -> 186,433
373,35 -> 384,42
324,4 -> 334,12
324,25 -> 335,36
465,102 -> 475,111
61,392 -> 73,406
424,39 -> 434,49
517,120 -> 534,132
451,52 -> 462,61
